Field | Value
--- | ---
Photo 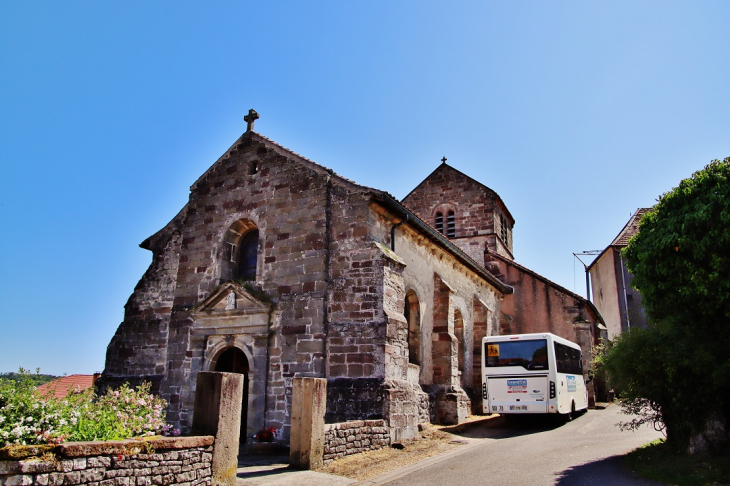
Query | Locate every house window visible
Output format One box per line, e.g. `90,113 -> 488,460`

237,230 -> 259,281
446,210 -> 455,238
435,212 -> 444,234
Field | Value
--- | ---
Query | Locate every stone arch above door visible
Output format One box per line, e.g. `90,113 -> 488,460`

203,336 -> 255,374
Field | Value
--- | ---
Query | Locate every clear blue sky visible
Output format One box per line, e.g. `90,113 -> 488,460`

1,2 -> 728,375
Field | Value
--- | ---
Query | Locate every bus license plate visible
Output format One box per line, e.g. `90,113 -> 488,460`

509,405 -> 527,411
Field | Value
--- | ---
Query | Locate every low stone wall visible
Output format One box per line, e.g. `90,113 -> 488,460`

322,420 -> 390,464
0,436 -> 214,486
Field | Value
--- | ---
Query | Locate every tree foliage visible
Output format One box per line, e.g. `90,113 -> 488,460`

602,158 -> 730,453
625,157 -> 730,326
0,371 -> 58,386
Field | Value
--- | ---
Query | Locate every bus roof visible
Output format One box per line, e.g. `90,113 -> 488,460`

483,333 -> 581,349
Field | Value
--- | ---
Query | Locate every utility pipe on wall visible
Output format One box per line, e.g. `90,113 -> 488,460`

390,214 -> 409,251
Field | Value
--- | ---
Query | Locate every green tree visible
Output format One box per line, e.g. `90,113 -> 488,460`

602,157 -> 730,454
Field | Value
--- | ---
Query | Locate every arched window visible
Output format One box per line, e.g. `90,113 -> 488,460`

220,219 -> 259,283
435,212 -> 444,234
237,230 -> 259,281
446,210 -> 455,238
404,290 -> 421,366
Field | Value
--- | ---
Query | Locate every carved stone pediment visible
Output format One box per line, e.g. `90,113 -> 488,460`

194,281 -> 270,317
192,282 -> 271,335
190,282 -> 271,334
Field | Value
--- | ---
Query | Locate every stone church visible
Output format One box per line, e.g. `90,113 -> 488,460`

100,110 -> 603,445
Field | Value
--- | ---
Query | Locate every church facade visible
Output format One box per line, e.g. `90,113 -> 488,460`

100,112 -> 603,445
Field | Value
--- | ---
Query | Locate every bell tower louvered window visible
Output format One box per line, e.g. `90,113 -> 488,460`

446,211 -> 455,238
435,212 -> 444,234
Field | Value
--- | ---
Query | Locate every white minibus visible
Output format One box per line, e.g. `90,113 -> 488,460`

482,333 -> 588,420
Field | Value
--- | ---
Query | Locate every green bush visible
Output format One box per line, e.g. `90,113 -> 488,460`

0,369 -> 174,446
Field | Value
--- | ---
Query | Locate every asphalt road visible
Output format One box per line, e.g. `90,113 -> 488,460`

378,405 -> 664,486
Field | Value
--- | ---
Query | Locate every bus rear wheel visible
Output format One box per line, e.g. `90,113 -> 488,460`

565,402 -> 576,422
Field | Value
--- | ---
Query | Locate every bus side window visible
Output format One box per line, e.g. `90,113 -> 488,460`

554,342 -> 583,375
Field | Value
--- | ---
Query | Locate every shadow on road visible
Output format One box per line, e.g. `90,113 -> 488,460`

236,452 -> 290,480
441,414 -> 567,440
237,465 -> 291,481
555,454 -> 663,486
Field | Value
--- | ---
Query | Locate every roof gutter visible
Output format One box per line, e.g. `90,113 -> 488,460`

374,192 -> 513,295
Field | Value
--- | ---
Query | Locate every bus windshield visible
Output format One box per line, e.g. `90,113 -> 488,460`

484,339 -> 549,370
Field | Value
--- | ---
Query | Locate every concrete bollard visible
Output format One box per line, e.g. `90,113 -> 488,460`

192,372 -> 244,486
289,377 -> 327,469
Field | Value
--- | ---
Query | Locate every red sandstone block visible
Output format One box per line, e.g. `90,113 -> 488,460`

352,353 -> 375,364
329,365 -> 347,376
347,364 -> 364,376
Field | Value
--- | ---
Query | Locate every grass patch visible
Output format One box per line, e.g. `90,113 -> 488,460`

624,439 -> 730,486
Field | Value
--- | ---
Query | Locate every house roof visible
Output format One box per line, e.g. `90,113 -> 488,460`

36,374 -> 97,399
587,208 -> 652,271
611,208 -> 651,246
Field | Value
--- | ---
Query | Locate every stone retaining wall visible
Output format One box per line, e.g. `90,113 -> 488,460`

0,436 -> 214,486
322,420 -> 390,464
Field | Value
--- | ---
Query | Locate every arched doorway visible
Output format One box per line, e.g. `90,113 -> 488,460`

214,347 -> 250,445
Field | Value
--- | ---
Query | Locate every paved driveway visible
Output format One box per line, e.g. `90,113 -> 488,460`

236,405 -> 664,486
366,405 -> 664,486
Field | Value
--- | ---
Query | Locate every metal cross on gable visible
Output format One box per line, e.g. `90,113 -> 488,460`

244,109 -> 259,132
441,156 -> 447,164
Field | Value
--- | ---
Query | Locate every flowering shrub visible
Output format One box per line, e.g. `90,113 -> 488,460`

0,370 -> 65,446
253,427 -> 277,442
0,370 -> 174,447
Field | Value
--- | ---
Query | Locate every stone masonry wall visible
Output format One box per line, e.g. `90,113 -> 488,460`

0,437 -> 213,486
322,420 -> 390,464
323,186 -> 391,423
100,228 -> 184,393
371,209 -> 502,393
367,203 -> 502,427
